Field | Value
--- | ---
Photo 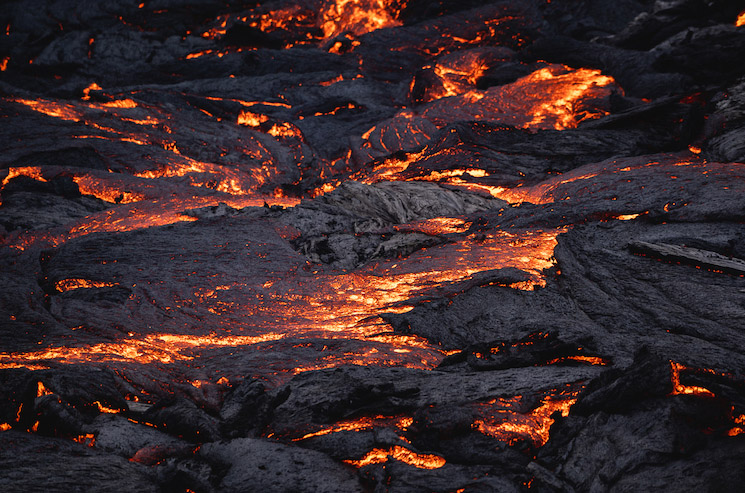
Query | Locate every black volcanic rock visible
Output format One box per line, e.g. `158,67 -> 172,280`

142,398 -> 220,443
0,431 -> 159,492
2,0 -> 745,490
198,438 -> 364,493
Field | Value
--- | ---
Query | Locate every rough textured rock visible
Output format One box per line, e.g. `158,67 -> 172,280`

2,0 -> 745,491
199,438 -> 364,493
0,431 -> 159,492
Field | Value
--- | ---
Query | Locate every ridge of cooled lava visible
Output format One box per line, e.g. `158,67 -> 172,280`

2,0 -> 745,491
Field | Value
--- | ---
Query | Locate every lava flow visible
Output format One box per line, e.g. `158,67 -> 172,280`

2,0 -> 745,491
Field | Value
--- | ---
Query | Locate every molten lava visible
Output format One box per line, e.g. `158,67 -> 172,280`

292,415 -> 413,441
474,388 -> 581,448
319,0 -> 406,40
670,361 -> 716,398
36,381 -> 53,397
55,279 -> 119,293
355,65 -> 618,164
345,445 -> 446,469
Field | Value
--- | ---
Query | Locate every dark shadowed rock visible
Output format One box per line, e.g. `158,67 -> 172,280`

143,398 -> 220,443
0,431 -> 159,492
199,438 -> 364,493
2,0 -> 745,490
92,414 -> 190,461
536,352 -> 745,492
219,378 -> 275,438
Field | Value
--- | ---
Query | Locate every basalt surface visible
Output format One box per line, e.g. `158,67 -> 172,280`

2,0 -> 745,492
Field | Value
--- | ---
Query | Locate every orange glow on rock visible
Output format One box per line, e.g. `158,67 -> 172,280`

0,57 -> 8,71
345,445 -> 446,469
615,214 -> 641,221
237,110 -> 269,127
1,166 -> 47,188
292,414 -> 412,441
737,12 -> 745,27
0,423 -> 11,431
267,122 -> 303,138
36,381 -> 53,397
319,75 -> 344,86
394,217 -> 472,236
10,98 -> 83,121
728,414 -> 745,436
546,355 -> 608,366
73,433 -> 96,447
1,338 -> 191,368
474,390 -> 580,447
420,65 -> 617,131
185,48 -> 237,59
421,49 -> 501,103
93,401 -> 121,414
1,227 -> 559,372
72,175 -> 146,204
356,65 -> 617,164
0,332 -> 292,369
4,194 -> 298,252
99,99 -> 138,109
55,279 -> 120,293
522,66 -> 616,130
670,361 -> 716,398
319,0 -> 406,40
82,83 -> 103,100
133,157 -> 276,196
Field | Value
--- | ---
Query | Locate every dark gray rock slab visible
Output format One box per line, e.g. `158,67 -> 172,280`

0,430 -> 159,492
199,437 -> 364,493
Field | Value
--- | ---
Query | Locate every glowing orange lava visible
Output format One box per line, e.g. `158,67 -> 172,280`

728,414 -> 745,436
2,225 -> 561,374
320,0 -> 406,40
93,401 -> 121,413
72,175 -> 146,204
4,194 -> 299,252
615,214 -> 641,221
82,82 -> 102,100
73,433 -> 96,447
545,355 -> 608,366
36,381 -> 53,397
356,65 -> 618,164
421,48 -> 504,103
523,67 -> 616,130
345,445 -> 446,469
9,98 -> 82,121
292,415 -> 412,441
422,65 -> 617,132
474,389 -> 581,447
237,111 -> 269,127
670,361 -> 716,398
55,279 -> 120,293
1,166 -> 47,188
394,217 -> 472,236
737,11 -> 745,27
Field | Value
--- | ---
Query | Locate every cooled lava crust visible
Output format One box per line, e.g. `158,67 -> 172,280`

2,1 -> 745,491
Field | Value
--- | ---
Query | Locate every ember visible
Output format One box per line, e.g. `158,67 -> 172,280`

2,0 -> 745,491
